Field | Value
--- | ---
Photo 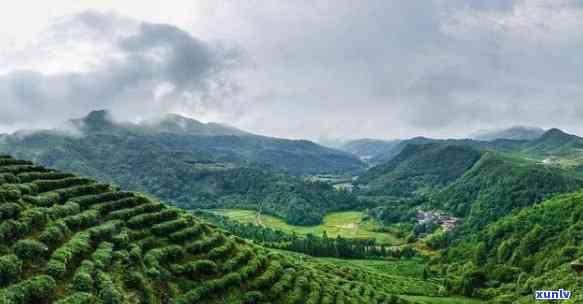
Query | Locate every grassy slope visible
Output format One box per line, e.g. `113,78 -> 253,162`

214,209 -> 403,246
0,155 -> 413,304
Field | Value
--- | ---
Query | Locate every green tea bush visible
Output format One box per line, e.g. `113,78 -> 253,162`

169,224 -> 202,243
63,210 -> 99,231
87,221 -> 122,243
14,239 -> 49,261
127,209 -> 178,229
92,242 -> 114,270
0,275 -> 56,304
33,177 -> 92,193
96,271 -> 123,304
208,240 -> 235,260
151,218 -> 189,236
54,292 -> 99,304
39,221 -> 72,248
17,172 -> 73,183
95,197 -> 145,216
47,232 -> 93,279
0,203 -> 22,220
0,220 -> 28,245
70,191 -> 134,209
0,255 -> 22,287
250,260 -> 283,289
222,248 -> 252,272
72,261 -> 95,292
105,202 -> 162,221
48,202 -> 81,220
175,260 -> 217,278
186,234 -> 225,255
24,192 -> 60,207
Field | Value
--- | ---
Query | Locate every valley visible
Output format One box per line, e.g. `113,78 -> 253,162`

212,209 -> 403,246
2,112 -> 583,303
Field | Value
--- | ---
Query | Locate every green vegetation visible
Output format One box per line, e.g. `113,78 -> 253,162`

213,209 -> 402,245
0,154 -> 428,303
440,190 -> 583,302
432,152 -> 583,231
0,110 -> 365,226
199,210 -> 404,259
358,144 -> 482,196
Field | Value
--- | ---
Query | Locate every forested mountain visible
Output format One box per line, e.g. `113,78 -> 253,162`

0,154 -> 415,303
522,128 -> 583,157
339,139 -> 401,162
0,110 -> 364,176
441,191 -> 583,303
353,128 -> 583,167
0,110 -> 367,226
357,144 -> 482,196
470,126 -> 546,141
431,152 -> 583,231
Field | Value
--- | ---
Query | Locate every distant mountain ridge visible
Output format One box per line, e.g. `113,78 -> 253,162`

343,127 -> 583,167
0,110 -> 366,224
470,126 -> 546,141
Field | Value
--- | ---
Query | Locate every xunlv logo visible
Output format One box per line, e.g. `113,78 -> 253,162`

535,289 -> 572,300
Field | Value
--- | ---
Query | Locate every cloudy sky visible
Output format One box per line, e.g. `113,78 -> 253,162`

1,0 -> 583,140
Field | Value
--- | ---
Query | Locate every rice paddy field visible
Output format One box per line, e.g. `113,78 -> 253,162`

213,209 -> 403,246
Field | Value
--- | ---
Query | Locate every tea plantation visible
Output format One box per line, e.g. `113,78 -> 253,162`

0,155 -> 420,304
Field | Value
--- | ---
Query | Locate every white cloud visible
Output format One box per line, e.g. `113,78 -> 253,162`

3,1 -> 583,139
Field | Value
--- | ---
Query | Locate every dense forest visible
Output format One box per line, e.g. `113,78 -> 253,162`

357,144 -> 482,196
438,190 -> 583,302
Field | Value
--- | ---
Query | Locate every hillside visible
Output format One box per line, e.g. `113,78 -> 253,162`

0,110 -> 365,176
442,190 -> 583,302
0,111 -> 366,226
355,128 -> 583,167
0,154 -> 419,304
432,152 -> 583,231
340,139 -> 402,162
522,128 -> 583,157
470,126 -> 545,141
358,144 -> 482,197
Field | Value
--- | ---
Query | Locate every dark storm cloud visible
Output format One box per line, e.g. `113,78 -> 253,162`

0,11 -> 239,130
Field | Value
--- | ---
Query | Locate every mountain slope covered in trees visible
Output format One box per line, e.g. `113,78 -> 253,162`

0,110 -> 367,226
0,154 -> 428,304
441,190 -> 583,303
357,144 -> 482,197
0,110 -> 365,176
431,152 -> 583,231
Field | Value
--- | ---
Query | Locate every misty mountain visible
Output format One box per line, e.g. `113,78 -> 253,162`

339,139 -> 401,161
470,126 -> 546,141
0,110 -> 365,223
3,110 -> 364,176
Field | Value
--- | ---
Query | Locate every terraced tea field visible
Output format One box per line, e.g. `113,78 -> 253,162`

0,155 -> 427,303
213,209 -> 403,245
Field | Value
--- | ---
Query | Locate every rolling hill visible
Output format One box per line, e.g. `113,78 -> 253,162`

469,126 -> 546,142
0,110 -> 365,176
442,190 -> 583,303
431,152 -> 583,231
357,144 -> 482,197
0,110 -> 366,226
0,154 -> 425,304
350,128 -> 583,167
